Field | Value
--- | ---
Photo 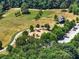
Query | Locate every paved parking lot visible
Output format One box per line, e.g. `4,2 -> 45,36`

58,23 -> 79,43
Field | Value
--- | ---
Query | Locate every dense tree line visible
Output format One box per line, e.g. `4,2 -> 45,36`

0,0 -> 79,15
69,2 -> 79,15
0,0 -> 77,10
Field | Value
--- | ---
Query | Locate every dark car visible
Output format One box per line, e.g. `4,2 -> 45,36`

73,27 -> 77,31
63,35 -> 69,38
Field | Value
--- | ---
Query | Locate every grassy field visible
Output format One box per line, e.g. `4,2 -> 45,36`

0,8 -> 55,47
0,8 -> 78,47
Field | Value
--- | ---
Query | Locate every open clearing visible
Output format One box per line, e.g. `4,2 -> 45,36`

0,8 -> 78,47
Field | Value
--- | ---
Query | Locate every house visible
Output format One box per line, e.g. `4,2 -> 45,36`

58,16 -> 65,23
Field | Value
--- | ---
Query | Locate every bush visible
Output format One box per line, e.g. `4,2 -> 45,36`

22,31 -> 28,36
7,45 -> 13,53
61,9 -> 67,12
35,10 -> 43,21
54,15 -> 58,21
21,2 -> 30,14
15,11 -> 21,17
76,17 -> 79,23
30,25 -> 34,32
36,24 -> 40,28
0,41 -> 3,50
44,24 -> 50,30
16,36 -> 26,46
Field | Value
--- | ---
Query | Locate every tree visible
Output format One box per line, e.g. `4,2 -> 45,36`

38,48 -> 73,59
41,32 -> 51,44
68,2 -> 79,15
71,33 -> 79,47
54,15 -> 58,21
0,5 -> 3,19
22,31 -> 28,36
76,48 -> 79,59
52,26 -> 65,40
51,50 -> 73,59
76,17 -> 79,23
38,10 -> 43,16
7,45 -> 13,53
30,25 -> 34,32
3,0 -> 10,11
35,14 -> 40,21
63,44 -> 77,59
72,3 -> 78,15
16,36 -> 26,46
15,11 -> 21,17
60,2 -> 67,9
69,5 -> 73,13
35,10 -> 43,21
21,2 -> 30,14
36,24 -> 40,28
50,33 -> 57,42
41,33 -> 50,40
76,8 -> 79,15
0,4 -> 3,12
0,41 -> 3,50
0,0 -> 77,9
64,20 -> 75,31
62,26 -> 69,33
44,24 -> 50,30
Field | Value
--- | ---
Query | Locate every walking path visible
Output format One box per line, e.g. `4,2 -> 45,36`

1,23 -> 79,52
0,31 -> 23,52
58,23 -> 79,43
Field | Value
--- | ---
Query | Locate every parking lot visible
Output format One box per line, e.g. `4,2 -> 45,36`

58,23 -> 79,43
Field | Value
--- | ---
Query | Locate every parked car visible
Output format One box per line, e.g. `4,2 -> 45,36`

73,27 -> 77,31
63,35 -> 69,38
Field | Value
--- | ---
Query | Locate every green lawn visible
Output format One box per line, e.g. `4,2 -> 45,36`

42,10 -> 53,18
18,9 -> 53,20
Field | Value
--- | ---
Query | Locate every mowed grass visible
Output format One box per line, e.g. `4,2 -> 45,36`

0,8 -> 78,48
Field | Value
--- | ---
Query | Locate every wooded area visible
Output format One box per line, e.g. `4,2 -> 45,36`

0,0 -> 79,15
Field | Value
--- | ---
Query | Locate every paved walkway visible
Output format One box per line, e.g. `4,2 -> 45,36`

0,31 -> 23,52
58,23 -> 79,43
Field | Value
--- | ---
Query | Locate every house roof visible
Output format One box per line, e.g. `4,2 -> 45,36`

58,16 -> 65,22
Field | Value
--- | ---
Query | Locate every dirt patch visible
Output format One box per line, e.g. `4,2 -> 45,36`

50,9 -> 78,21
